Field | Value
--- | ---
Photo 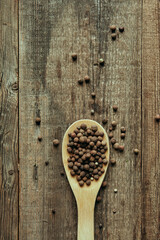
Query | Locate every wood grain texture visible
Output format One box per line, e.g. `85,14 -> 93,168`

1,0 -> 160,239
0,0 -> 19,239
19,0 -> 142,239
19,1 -> 141,240
93,1 -> 142,240
142,0 -> 160,239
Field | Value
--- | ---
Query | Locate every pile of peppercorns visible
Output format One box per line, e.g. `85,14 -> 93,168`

67,123 -> 108,187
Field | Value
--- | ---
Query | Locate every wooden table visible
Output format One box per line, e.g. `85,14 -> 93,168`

0,0 -> 159,239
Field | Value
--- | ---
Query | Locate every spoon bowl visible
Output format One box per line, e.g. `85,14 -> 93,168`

62,119 -> 110,240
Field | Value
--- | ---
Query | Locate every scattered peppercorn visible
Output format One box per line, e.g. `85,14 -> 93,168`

102,181 -> 107,188
155,114 -> 160,121
102,118 -> 108,124
121,127 -> 126,133
96,196 -> 102,202
38,136 -> 42,141
60,172 -> 65,176
113,209 -> 116,214
52,209 -> 56,214
112,105 -> 118,111
35,117 -> 41,125
111,121 -> 117,128
84,75 -> 90,83
45,161 -> 49,166
91,92 -> 96,98
119,145 -> 124,152
113,143 -> 119,150
110,25 -> 116,31
53,139 -> 60,146
111,33 -> 116,40
91,109 -> 95,115
99,58 -> 104,66
111,138 -> 116,145
99,223 -> 103,229
110,158 -> 116,165
109,132 -> 113,139
119,27 -> 124,32
134,149 -> 139,155
72,53 -> 77,61
121,133 -> 125,139
78,79 -> 83,85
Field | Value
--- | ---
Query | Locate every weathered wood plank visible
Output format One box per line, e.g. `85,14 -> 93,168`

93,1 -> 142,240
19,0 -> 142,239
142,1 -> 160,239
0,0 -> 19,239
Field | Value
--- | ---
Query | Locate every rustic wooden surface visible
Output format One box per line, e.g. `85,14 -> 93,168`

0,0 -> 19,239
0,0 -> 160,239
142,0 -> 160,239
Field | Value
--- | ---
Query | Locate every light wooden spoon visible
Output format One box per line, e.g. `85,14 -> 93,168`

62,119 -> 110,240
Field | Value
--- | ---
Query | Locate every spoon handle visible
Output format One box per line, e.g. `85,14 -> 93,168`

77,199 -> 95,240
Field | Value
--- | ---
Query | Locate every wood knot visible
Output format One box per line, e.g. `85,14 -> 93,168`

8,170 -> 14,175
12,82 -> 18,91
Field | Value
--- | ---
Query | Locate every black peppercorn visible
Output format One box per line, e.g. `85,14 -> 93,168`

52,209 -> 56,214
111,121 -> 117,128
111,138 -> 116,145
80,123 -> 87,130
91,92 -> 96,98
111,33 -> 116,40
109,132 -> 113,139
96,196 -> 102,202
78,79 -> 83,84
86,179 -> 91,186
99,58 -> 105,66
79,180 -> 84,187
102,118 -> 108,124
113,143 -> 119,150
110,159 -> 116,165
110,25 -> 116,31
35,117 -> 41,125
99,223 -> 103,229
155,114 -> 160,121
112,105 -> 118,111
72,53 -> 77,61
121,127 -> 126,133
84,75 -> 90,83
102,181 -> 107,187
91,109 -> 95,115
134,149 -> 139,154
38,136 -> 42,141
119,27 -> 124,32
121,133 -> 125,139
53,139 -> 59,146
119,145 -> 124,152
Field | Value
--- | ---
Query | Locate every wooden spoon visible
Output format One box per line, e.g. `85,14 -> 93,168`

62,119 -> 110,240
